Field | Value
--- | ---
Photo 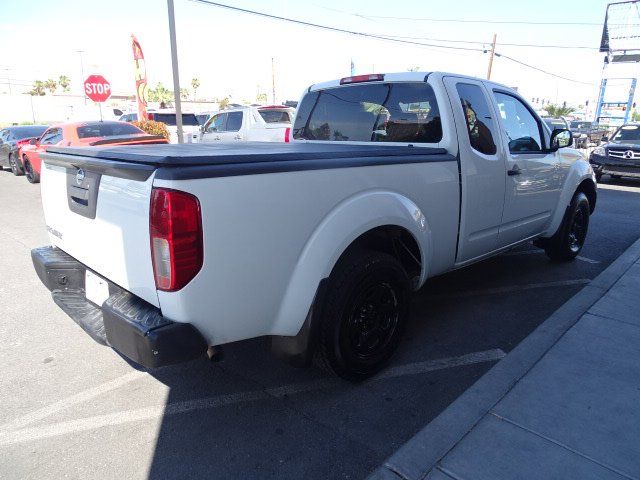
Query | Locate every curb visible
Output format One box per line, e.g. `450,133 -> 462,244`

368,237 -> 640,480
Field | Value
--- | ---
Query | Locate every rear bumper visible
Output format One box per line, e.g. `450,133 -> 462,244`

31,246 -> 207,368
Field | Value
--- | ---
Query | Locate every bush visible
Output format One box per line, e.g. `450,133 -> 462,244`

132,120 -> 170,140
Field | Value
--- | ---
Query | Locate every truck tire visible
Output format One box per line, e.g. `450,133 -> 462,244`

544,192 -> 590,262
316,250 -> 410,381
24,159 -> 39,184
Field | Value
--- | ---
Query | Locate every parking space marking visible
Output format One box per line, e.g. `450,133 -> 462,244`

0,370 -> 146,432
502,249 -> 600,264
597,183 -> 640,193
0,349 -> 505,446
434,279 -> 591,300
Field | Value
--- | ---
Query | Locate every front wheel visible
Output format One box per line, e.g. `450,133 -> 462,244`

544,192 -> 590,261
316,250 -> 411,381
24,158 -> 39,183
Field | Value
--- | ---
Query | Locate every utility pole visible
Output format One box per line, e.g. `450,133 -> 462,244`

76,50 -> 86,105
167,0 -> 184,143
486,33 -> 497,80
271,57 -> 276,104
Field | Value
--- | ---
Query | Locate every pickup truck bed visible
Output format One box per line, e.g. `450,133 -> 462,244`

46,143 -> 455,180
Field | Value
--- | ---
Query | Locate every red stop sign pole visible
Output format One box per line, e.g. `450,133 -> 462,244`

84,75 -> 111,120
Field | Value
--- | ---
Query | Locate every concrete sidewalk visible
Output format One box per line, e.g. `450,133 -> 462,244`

370,238 -> 640,480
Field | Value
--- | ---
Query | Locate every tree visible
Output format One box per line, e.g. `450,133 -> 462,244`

543,104 -> 575,117
148,82 -> 174,104
28,80 -> 46,96
218,96 -> 230,110
44,79 -> 57,94
58,75 -> 71,92
180,88 -> 189,100
256,92 -> 267,103
191,77 -> 200,100
407,66 -> 420,72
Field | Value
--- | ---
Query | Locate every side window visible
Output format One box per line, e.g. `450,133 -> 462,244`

205,113 -> 226,133
455,83 -> 497,155
41,128 -> 61,145
226,111 -> 243,132
493,92 -> 543,153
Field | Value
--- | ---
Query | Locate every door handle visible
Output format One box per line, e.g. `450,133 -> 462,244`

214,136 -> 221,141
234,135 -> 242,140
507,164 -> 522,176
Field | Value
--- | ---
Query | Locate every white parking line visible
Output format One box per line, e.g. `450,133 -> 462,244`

0,349 -> 505,446
503,249 -> 600,264
434,279 -> 591,300
0,370 -> 147,432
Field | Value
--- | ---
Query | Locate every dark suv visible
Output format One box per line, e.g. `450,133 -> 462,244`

589,123 -> 640,181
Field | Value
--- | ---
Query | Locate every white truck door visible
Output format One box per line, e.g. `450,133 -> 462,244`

201,112 -> 227,143
217,111 -> 244,142
444,77 -> 506,262
490,90 -> 560,247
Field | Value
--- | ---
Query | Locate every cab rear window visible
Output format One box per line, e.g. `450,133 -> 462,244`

293,82 -> 442,143
77,123 -> 142,138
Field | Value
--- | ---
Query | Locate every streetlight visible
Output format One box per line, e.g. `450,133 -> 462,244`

76,50 -> 86,105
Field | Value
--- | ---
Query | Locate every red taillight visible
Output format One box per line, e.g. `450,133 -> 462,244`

284,127 -> 291,143
339,74 -> 384,85
150,188 -> 203,291
147,112 -> 155,121
16,138 -> 31,147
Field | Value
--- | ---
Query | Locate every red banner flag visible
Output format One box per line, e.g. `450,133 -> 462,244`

131,35 -> 148,121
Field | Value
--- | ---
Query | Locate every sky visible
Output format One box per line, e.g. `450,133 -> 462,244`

0,0 -> 636,108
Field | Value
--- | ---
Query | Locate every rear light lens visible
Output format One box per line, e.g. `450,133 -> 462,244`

150,188 -> 203,291
340,74 -> 384,85
284,127 -> 291,143
147,112 -> 155,121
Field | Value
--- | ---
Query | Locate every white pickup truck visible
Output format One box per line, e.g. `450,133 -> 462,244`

32,71 -> 596,380
200,106 -> 293,144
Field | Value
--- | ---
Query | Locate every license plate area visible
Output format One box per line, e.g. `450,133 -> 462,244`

85,270 -> 110,307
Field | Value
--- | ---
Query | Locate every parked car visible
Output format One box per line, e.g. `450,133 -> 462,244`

0,125 -> 48,175
19,121 -> 168,183
32,71 -> 595,380
542,117 -> 569,136
589,123 -> 640,181
569,121 -> 607,148
200,105 -> 292,143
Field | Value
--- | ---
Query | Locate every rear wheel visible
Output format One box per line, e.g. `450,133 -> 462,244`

544,192 -> 590,261
316,250 -> 410,381
9,153 -> 24,176
24,158 -> 39,183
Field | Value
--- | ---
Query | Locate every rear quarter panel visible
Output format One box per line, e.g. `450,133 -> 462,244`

153,161 -> 459,345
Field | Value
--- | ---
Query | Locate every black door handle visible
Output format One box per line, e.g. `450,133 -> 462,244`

507,164 -> 522,176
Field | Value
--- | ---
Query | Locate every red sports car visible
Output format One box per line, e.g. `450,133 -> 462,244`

19,121 -> 167,183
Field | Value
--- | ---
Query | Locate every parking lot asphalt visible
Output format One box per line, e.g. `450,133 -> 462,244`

2,170 -> 640,480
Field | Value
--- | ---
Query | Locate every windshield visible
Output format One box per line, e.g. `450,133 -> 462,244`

570,121 -> 591,129
11,126 -> 48,139
293,82 -> 442,143
76,122 -> 143,138
153,113 -> 200,126
259,109 -> 292,124
611,125 -> 640,144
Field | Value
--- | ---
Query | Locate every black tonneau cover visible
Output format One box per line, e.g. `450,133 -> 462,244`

45,142 -> 455,181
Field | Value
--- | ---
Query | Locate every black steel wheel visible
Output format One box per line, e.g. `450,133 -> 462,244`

545,191 -> 590,261
24,158 -> 39,184
316,250 -> 410,381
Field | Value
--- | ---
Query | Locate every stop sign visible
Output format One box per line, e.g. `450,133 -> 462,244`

84,75 -> 111,103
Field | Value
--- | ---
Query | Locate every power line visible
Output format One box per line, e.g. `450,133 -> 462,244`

189,0 -> 600,85
380,34 -> 599,50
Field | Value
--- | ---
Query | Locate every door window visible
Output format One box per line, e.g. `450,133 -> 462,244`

205,113 -> 226,133
41,128 -> 62,145
225,111 -> 243,132
493,92 -> 543,153
456,83 -> 497,155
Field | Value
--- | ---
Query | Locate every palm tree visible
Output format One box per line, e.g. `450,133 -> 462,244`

28,80 -> 46,96
543,104 -> 575,117
58,75 -> 71,92
180,88 -> 189,100
44,79 -> 57,94
191,77 -> 200,101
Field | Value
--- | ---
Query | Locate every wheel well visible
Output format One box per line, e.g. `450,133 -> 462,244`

342,226 -> 422,284
577,179 -> 597,213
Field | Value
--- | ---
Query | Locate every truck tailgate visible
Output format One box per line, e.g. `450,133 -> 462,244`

40,160 -> 159,307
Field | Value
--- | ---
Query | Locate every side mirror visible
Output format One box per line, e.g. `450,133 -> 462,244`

550,128 -> 572,151
29,138 -> 38,145
601,135 -> 609,142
